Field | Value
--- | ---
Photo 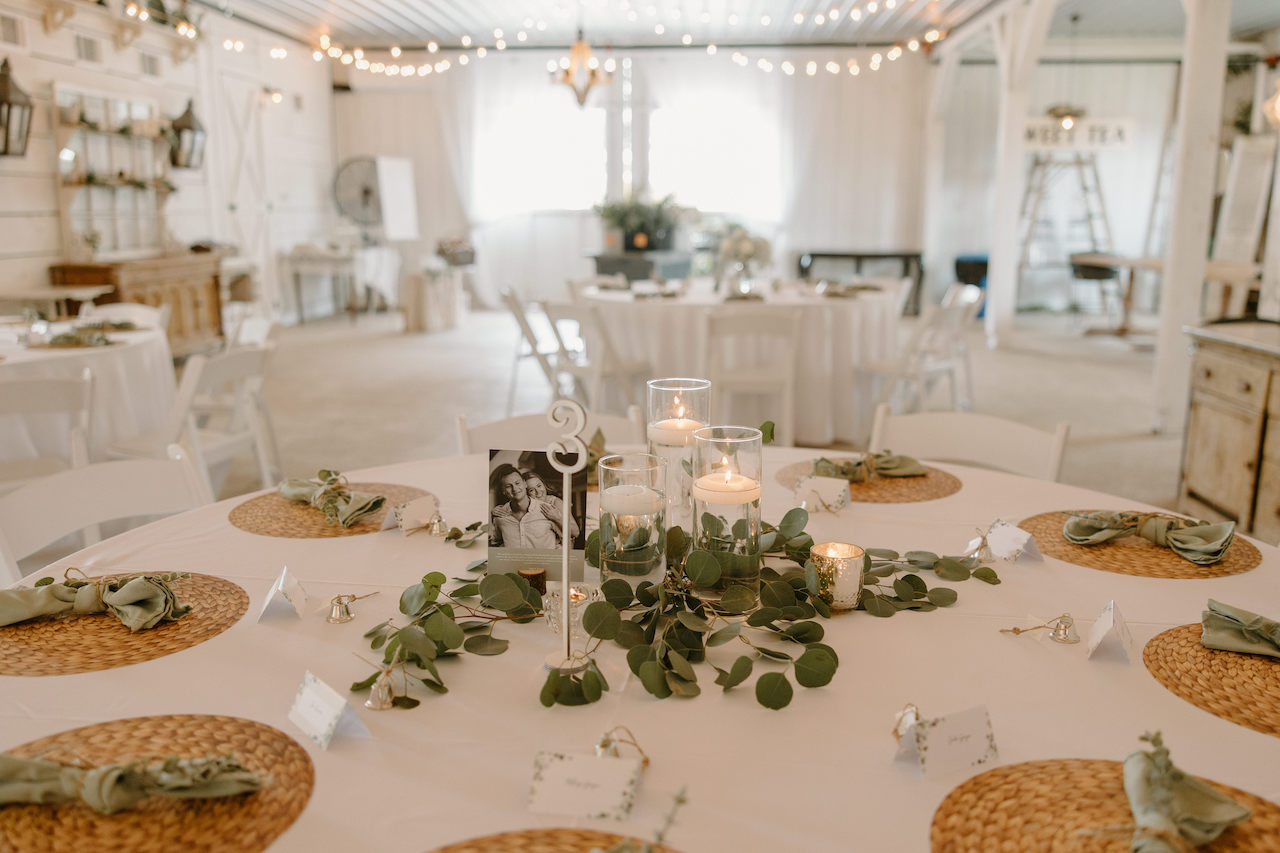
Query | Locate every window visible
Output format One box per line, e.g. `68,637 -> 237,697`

472,100 -> 606,220
0,14 -> 21,46
74,34 -> 102,63
648,98 -> 782,222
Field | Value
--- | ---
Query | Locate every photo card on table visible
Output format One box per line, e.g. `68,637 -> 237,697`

487,448 -> 587,580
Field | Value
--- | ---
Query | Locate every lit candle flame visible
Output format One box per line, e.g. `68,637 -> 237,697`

677,405 -> 685,418
720,454 -> 732,484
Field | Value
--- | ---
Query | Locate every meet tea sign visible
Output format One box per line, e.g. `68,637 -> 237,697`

1025,118 -> 1135,151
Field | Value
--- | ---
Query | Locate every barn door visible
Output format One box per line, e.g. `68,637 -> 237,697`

215,71 -> 277,312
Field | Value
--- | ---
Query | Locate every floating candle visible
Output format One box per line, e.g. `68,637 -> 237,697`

600,483 -> 664,516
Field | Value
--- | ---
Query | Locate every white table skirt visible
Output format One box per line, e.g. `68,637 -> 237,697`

3,448 -> 1278,852
586,286 -> 896,445
0,327 -> 176,462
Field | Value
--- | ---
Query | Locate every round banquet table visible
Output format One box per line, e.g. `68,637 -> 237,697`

0,325 -> 176,462
3,447 -> 1279,852
585,284 -> 896,445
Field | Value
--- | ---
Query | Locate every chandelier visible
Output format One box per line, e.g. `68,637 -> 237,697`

548,29 -> 612,106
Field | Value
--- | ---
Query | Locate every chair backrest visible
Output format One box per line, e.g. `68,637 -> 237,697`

941,283 -> 984,322
0,444 -> 213,585
703,308 -> 803,381
162,345 -> 273,444
0,368 -> 93,468
230,314 -> 279,348
868,403 -> 1070,481
456,406 -> 645,455
502,289 -> 559,387
80,301 -> 171,331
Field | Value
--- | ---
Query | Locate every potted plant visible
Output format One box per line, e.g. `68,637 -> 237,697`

595,194 -> 679,252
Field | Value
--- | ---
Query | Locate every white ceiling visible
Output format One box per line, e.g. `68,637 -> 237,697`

204,0 -> 1280,51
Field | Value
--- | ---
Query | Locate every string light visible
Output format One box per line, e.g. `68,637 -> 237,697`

390,46 -> 401,57
270,46 -> 287,59
681,33 -> 692,45
427,41 -> 438,53
461,35 -> 472,47
312,50 -> 322,61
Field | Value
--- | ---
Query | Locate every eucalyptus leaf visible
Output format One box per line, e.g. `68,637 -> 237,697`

793,647 -> 837,688
756,646 -> 794,661
804,561 -> 820,595
747,607 -> 783,627
464,559 -> 488,573
399,584 -> 428,617
614,620 -> 647,649
758,531 -> 778,553
539,668 -> 560,707
685,550 -> 722,587
862,594 -> 898,618
760,580 -> 797,609
582,601 -> 622,640
718,585 -> 757,614
478,574 -> 524,611
638,660 -> 673,698
811,596 -> 831,618
555,676 -> 589,706
350,672 -> 379,692
676,610 -> 712,632
905,551 -> 939,565
782,621 -> 824,643
893,577 -> 925,600
720,655 -> 753,690
666,527 -> 689,562
934,558 -> 971,581
665,671 -> 701,697
391,695 -> 420,709
758,420 -> 775,444
463,634 -> 509,655
624,527 -> 651,550
755,672 -> 794,710
451,583 -> 480,598
627,644 -> 657,676
778,507 -> 808,540
601,578 -> 635,608
866,548 -> 900,560
973,566 -> 1002,584
581,670 -> 603,703
706,622 -> 741,646
925,587 -> 958,606
635,581 -> 659,607
420,677 -> 447,694
585,529 -> 601,568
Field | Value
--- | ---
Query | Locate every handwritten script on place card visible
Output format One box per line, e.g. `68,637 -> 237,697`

1087,599 -> 1133,662
528,751 -> 642,820
897,705 -> 999,777
288,670 -> 371,749
967,519 -> 1041,562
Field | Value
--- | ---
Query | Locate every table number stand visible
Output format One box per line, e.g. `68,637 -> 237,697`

545,398 -> 589,673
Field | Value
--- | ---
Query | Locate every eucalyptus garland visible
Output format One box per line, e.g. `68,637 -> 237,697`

351,508 -> 1000,710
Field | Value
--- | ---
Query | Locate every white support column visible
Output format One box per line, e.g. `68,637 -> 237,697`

921,49 -> 961,303
983,0 -> 1058,347
1153,0 -> 1232,432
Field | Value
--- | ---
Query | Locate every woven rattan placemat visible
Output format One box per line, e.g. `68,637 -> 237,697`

930,758 -> 1280,852
1017,511 -> 1261,579
228,483 -> 428,538
774,458 -> 962,504
431,828 -> 677,853
0,573 -> 248,677
0,714 -> 312,853
1144,624 -> 1280,739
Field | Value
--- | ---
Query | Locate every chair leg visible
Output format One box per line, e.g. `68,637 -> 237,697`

505,347 -> 521,417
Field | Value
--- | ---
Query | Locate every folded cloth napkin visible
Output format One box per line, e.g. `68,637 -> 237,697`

1122,732 -> 1251,853
277,469 -> 385,527
812,451 -> 927,482
1061,511 -> 1234,566
1201,600 -> 1280,659
0,574 -> 190,631
0,753 -> 262,814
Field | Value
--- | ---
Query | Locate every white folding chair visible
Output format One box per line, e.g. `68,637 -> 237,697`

79,301 -> 171,331
702,307 -> 802,446
869,403 -> 1070,481
502,289 -> 572,415
541,301 -> 650,413
0,443 -> 212,585
456,406 -> 645,455
108,345 -> 282,493
0,368 -> 93,494
226,312 -> 279,349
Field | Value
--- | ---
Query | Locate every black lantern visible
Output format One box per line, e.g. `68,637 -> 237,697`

0,58 -> 32,158
169,99 -> 205,169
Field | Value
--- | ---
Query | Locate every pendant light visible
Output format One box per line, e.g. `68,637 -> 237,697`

0,58 -> 33,157
1046,14 -> 1085,131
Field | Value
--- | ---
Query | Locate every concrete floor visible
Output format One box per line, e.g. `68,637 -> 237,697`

222,307 -> 1182,510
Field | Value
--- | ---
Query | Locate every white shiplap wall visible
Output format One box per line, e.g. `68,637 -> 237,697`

0,0 -> 335,313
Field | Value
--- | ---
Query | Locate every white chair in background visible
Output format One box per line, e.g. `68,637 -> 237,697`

79,301 -> 171,331
868,403 -> 1070,482
108,345 -> 282,493
541,301 -> 650,413
702,308 -> 803,446
856,285 -> 985,413
0,368 -> 93,494
456,406 -> 645,455
226,312 -> 280,349
0,444 -> 212,586
566,274 -> 627,304
502,289 -> 572,416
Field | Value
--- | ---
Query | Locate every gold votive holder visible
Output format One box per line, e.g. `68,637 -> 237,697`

810,542 -> 865,611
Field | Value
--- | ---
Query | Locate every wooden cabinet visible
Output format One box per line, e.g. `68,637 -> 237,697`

49,254 -> 223,358
1180,324 -> 1280,542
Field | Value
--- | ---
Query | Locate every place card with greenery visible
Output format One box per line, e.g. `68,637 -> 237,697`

351,505 -> 1000,711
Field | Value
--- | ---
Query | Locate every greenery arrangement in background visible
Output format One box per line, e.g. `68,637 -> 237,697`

595,194 -> 681,248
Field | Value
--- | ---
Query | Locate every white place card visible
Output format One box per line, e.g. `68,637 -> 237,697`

895,705 -> 999,777
381,493 -> 442,533
288,670 -> 371,750
258,565 -> 308,621
794,475 -> 851,514
966,519 -> 1042,562
529,751 -> 643,820
1087,599 -> 1134,662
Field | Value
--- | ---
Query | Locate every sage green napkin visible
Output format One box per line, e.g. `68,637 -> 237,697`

1201,600 -> 1280,659
1061,511 -> 1234,566
0,574 -> 190,631
586,428 -> 606,487
1122,732 -> 1251,852
812,451 -> 927,482
0,753 -> 262,814
277,469 -> 385,527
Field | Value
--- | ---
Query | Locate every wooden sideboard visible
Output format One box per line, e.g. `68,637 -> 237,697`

49,254 -> 223,357
1180,322 -> 1280,543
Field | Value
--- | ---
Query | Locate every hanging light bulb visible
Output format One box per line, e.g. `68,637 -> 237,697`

551,28 -> 613,106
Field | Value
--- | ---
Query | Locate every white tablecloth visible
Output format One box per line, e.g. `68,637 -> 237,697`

586,285 -> 896,445
0,327 -> 176,461
3,448 -> 1278,852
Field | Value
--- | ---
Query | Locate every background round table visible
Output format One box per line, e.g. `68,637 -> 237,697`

3,447 -> 1278,851
0,326 -> 176,462
585,284 -> 897,445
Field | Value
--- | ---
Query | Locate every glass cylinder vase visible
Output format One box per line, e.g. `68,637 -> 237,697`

597,453 -> 667,588
691,426 -> 763,607
646,378 -> 711,539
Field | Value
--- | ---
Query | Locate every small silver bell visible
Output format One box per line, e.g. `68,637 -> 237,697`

364,670 -> 394,710
327,595 -> 354,624
1048,614 -> 1080,644
426,514 -> 448,536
